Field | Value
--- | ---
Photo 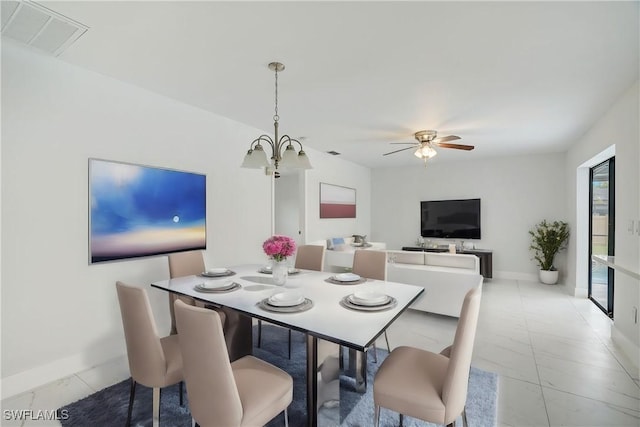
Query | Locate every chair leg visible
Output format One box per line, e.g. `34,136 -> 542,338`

257,320 -> 262,347
179,381 -> 184,406
125,379 -> 136,427
288,329 -> 292,359
372,342 -> 378,363
462,407 -> 468,427
152,387 -> 160,427
284,407 -> 289,427
374,405 -> 381,427
399,413 -> 404,427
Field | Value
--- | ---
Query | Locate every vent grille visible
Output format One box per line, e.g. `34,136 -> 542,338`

326,151 -> 341,156
1,1 -> 88,56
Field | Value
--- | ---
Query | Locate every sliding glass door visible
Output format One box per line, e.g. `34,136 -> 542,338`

589,158 -> 615,317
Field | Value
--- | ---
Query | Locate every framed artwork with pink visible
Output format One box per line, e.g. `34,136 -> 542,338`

319,182 -> 356,218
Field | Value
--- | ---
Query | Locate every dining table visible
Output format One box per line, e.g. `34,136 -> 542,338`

151,264 -> 424,427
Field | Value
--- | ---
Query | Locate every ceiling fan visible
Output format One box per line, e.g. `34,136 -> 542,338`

383,130 -> 474,163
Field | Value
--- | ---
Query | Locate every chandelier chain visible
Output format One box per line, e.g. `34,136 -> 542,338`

273,67 -> 279,123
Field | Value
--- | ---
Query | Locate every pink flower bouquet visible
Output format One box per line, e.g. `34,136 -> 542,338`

263,235 -> 297,262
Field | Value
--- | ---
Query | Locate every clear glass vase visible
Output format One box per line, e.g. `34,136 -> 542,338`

272,259 -> 288,286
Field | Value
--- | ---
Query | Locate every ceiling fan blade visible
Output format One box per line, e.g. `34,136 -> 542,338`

383,146 -> 416,156
432,135 -> 461,144
390,142 -> 418,145
436,143 -> 475,151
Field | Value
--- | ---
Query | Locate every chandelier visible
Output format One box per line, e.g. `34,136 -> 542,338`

241,62 -> 312,171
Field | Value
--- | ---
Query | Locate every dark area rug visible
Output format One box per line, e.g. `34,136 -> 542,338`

60,325 -> 497,426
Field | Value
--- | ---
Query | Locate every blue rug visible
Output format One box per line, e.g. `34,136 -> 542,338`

59,325 -> 497,427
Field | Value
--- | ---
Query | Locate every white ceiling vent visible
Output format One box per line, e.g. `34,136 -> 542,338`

1,1 -> 88,56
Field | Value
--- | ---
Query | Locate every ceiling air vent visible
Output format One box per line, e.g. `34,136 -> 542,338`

1,1 -> 88,56
326,151 -> 341,156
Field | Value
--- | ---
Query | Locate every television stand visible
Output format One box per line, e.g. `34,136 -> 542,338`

402,246 -> 493,279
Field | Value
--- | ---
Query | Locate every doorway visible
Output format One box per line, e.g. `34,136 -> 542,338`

589,157 -> 615,317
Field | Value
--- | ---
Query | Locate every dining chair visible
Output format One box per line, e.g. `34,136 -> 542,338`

295,244 -> 325,271
167,250 -> 208,335
168,251 -> 253,361
257,244 -> 325,359
351,249 -> 390,362
115,281 -> 184,427
174,300 -> 293,427
372,286 -> 482,427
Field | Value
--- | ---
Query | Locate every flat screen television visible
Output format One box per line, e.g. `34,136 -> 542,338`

89,158 -> 206,263
420,198 -> 481,239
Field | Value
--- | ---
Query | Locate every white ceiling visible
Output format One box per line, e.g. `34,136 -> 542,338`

18,1 -> 640,168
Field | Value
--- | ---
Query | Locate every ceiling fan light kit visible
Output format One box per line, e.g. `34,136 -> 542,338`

382,129 -> 474,166
241,62 -> 312,172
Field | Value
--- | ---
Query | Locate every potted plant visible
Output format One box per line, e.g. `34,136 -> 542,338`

529,220 -> 570,284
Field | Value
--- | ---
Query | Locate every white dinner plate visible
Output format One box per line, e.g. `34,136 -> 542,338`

268,292 -> 305,307
349,290 -> 389,306
334,273 -> 361,282
196,280 -> 235,290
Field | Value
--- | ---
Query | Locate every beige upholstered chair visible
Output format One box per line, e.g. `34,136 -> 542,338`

174,300 -> 293,427
352,249 -> 390,361
373,286 -> 482,427
167,250 -> 207,335
294,244 -> 325,271
115,281 -> 184,427
167,251 -> 252,362
257,245 -> 325,358
352,248 -> 387,283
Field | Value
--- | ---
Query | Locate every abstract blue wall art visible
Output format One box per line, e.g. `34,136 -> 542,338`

89,159 -> 206,263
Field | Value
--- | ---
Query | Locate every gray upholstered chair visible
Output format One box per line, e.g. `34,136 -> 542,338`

257,244 -> 325,358
174,300 -> 293,427
373,286 -> 482,427
115,281 -> 184,427
352,249 -> 390,361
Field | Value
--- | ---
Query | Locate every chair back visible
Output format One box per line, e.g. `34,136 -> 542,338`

174,300 -> 243,427
167,251 -> 204,334
441,286 -> 482,423
168,250 -> 205,278
115,281 -> 166,387
294,245 -> 325,271
352,249 -> 387,280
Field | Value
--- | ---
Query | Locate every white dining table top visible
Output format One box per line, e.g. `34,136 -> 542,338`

151,264 -> 424,351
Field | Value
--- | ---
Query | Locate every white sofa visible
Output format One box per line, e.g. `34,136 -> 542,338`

386,250 -> 483,317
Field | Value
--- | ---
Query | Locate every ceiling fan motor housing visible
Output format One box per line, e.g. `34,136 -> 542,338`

414,130 -> 437,143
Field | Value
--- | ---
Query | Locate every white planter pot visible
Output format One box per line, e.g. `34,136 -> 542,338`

539,269 -> 559,285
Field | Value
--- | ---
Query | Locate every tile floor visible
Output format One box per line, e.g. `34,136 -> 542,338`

2,278 -> 639,426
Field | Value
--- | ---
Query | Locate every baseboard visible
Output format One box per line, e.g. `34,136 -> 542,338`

612,326 -> 640,376
494,271 -> 538,282
1,349 -> 125,399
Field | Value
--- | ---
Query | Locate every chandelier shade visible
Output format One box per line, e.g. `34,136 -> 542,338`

241,62 -> 312,171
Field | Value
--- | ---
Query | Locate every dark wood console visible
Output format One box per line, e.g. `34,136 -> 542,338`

402,246 -> 493,279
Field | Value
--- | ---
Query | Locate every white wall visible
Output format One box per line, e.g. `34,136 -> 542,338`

565,81 -> 639,362
1,43 -> 274,396
303,154 -> 372,244
371,153 -> 567,279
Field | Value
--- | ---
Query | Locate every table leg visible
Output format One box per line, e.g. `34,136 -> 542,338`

221,308 -> 253,362
306,335 -> 340,427
348,348 -> 367,393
